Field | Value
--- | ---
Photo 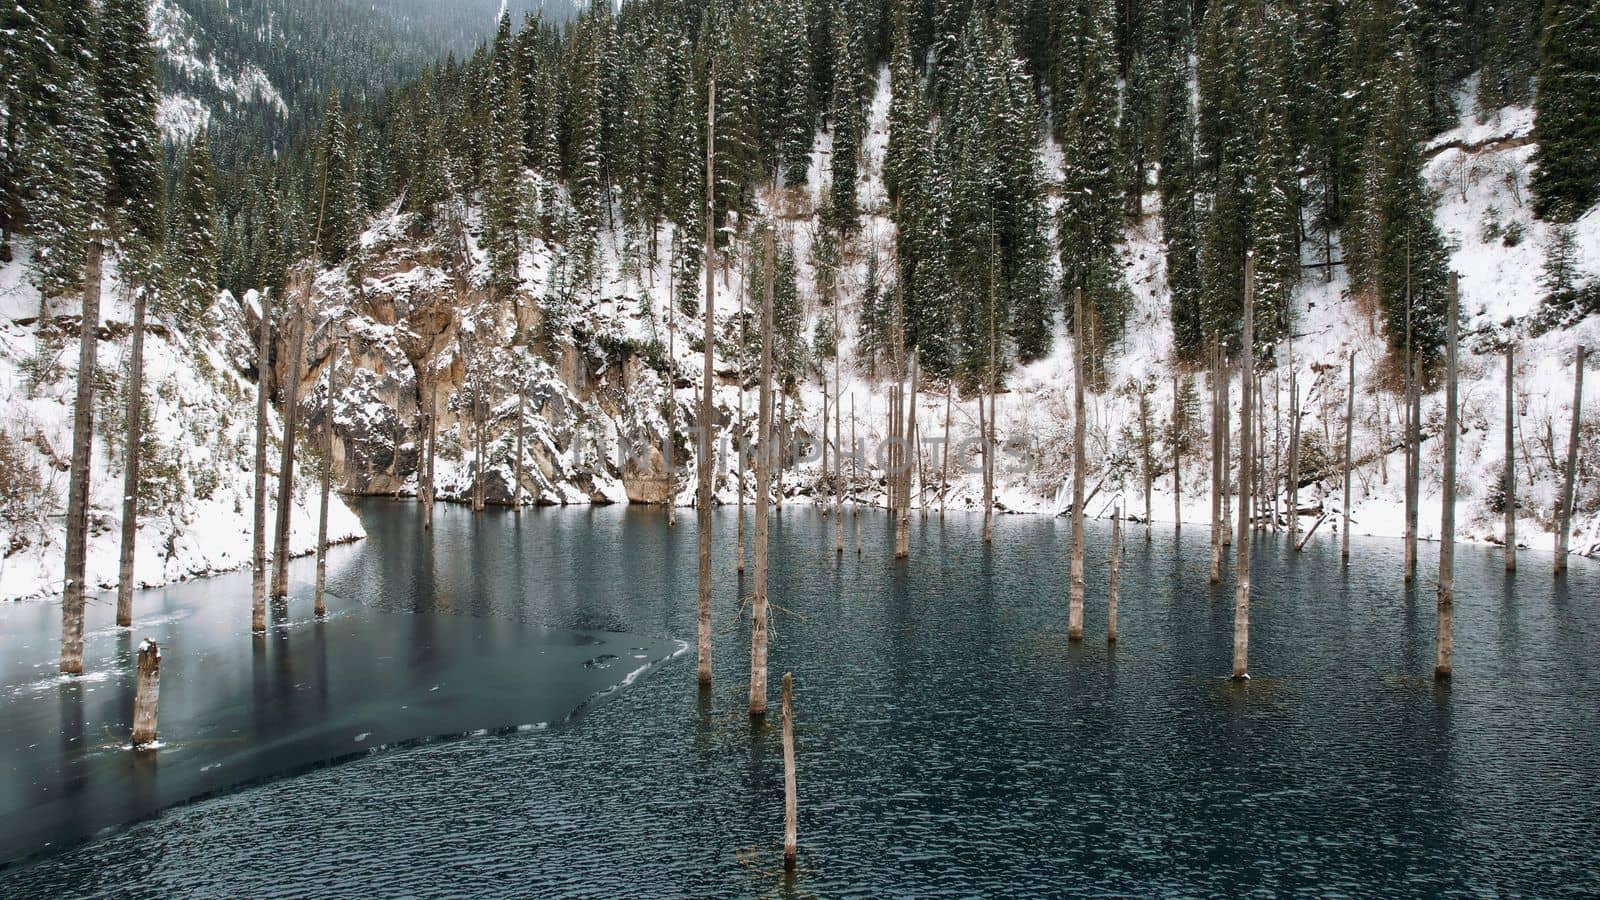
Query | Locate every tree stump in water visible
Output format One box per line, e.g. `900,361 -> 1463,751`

782,672 -> 798,872
132,639 -> 161,749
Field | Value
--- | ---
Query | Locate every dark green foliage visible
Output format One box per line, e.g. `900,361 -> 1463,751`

1530,0 -> 1600,223
168,134 -> 218,327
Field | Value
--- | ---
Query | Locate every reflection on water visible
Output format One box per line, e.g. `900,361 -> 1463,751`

4,499 -> 1598,896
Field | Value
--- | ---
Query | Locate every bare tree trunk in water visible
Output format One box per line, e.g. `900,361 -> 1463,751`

271,291 -> 307,601
1436,274 -> 1459,678
750,226 -> 776,717
835,372 -> 844,554
696,74 -> 716,688
1069,287 -> 1087,642
1222,361 -> 1233,549
131,639 -> 161,748
940,380 -> 952,520
781,671 -> 798,871
668,271 -> 678,527
982,220 -> 997,544
737,244 -> 747,574
1108,502 -> 1122,644
852,393 -> 861,556
252,292 -> 272,632
776,390 -> 786,509
1272,371 -> 1281,532
116,285 -> 148,628
315,335 -> 338,617
1504,345 -> 1516,571
1140,383 -> 1152,534
1173,372 -> 1182,532
1288,371 -> 1302,551
515,381 -> 525,509
1209,342 -> 1223,585
1405,351 -> 1421,582
60,235 -> 104,674
1556,345 -> 1586,575
1233,258 -> 1256,680
1342,351 -> 1355,562
896,352 -> 918,559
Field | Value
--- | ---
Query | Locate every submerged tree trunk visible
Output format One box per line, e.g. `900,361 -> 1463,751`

1233,258 -> 1255,680
737,245 -> 747,574
1436,275 -> 1459,678
1288,371 -> 1302,551
252,291 -> 272,632
1069,287 -> 1087,642
131,639 -> 161,748
853,392 -> 861,556
60,235 -> 104,675
696,76 -> 716,688
940,380 -> 952,520
1173,372 -> 1182,531
1209,343 -> 1223,585
116,285 -> 148,628
1504,345 -> 1516,571
835,371 -> 844,554
1342,351 -> 1356,562
750,227 -> 776,717
1140,383 -> 1153,534
271,291 -> 307,601
1108,502 -> 1122,644
314,335 -> 338,617
1404,354 -> 1421,584
1222,364 -> 1233,549
896,352 -> 918,559
515,381 -> 525,510
781,671 -> 798,871
1556,345 -> 1586,575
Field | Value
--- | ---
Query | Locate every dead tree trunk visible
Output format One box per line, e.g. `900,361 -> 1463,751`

1222,362 -> 1233,549
696,74 -> 716,688
1209,342 -> 1223,585
1436,274 -> 1459,678
1108,501 -> 1122,645
1140,383 -> 1153,533
940,380 -> 952,520
116,284 -> 148,628
60,235 -> 104,675
852,393 -> 861,556
1069,287 -> 1087,642
750,226 -> 776,717
835,371 -> 844,554
1404,354 -> 1421,583
1504,344 -> 1516,571
131,639 -> 160,748
1556,345 -> 1586,575
1233,256 -> 1255,680
315,334 -> 338,617
896,352 -> 918,559
252,292 -> 272,632
1342,351 -> 1355,562
515,381 -> 525,509
781,671 -> 798,871
271,291 -> 307,601
1288,371 -> 1302,550
1173,372 -> 1182,531
982,222 -> 998,545
668,273 -> 679,527
737,245 -> 748,574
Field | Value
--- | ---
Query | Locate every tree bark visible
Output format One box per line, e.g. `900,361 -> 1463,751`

781,671 -> 798,871
131,639 -> 161,748
315,335 -> 338,617
1405,355 -> 1421,583
1108,502 -> 1122,644
737,241 -> 747,574
1173,372 -> 1182,531
1288,371 -> 1302,551
1069,287 -> 1087,642
1342,351 -> 1356,562
1504,344 -> 1516,571
696,74 -> 716,688
116,285 -> 148,628
940,379 -> 952,520
896,352 -> 918,559
1436,274 -> 1459,678
1222,362 -> 1233,549
60,235 -> 103,675
252,291 -> 272,631
750,227 -> 775,717
515,381 -> 525,509
1556,345 -> 1585,574
1140,382 -> 1153,533
1209,342 -> 1223,585
1233,256 -> 1255,680
271,289 -> 307,601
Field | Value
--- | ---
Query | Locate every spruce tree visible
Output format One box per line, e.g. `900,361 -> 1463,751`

317,90 -> 361,263
169,134 -> 218,328
1530,0 -> 1600,223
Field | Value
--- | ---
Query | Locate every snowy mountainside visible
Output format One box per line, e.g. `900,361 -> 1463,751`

0,248 -> 362,602
314,68 -> 1598,563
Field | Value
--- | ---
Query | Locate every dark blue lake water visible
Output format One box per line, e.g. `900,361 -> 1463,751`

3,499 -> 1597,897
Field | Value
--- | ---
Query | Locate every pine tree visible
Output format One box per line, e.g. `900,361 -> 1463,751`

1475,0 -> 1538,114
1530,0 -> 1600,223
317,90 -> 361,263
1160,47 -> 1205,361
485,12 -> 528,297
27,63 -> 107,300
827,4 -> 866,231
169,134 -> 218,328
96,0 -> 164,255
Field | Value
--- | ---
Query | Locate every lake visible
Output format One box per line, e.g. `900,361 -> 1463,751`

3,498 -> 1597,896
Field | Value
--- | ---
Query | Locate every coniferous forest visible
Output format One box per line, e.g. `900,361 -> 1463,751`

0,0 -> 1598,893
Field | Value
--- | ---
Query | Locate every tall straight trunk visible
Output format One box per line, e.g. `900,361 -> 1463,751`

781,671 -> 798,871
60,235 -> 104,674
515,382 -> 525,509
1069,288 -> 1087,642
271,295 -> 306,600
1436,274 -> 1459,678
252,292 -> 272,631
853,393 -> 861,555
1233,258 -> 1256,680
1342,351 -> 1356,562
1288,372 -> 1302,550
1405,353 -> 1421,582
983,221 -> 997,544
750,227 -> 776,717
1222,364 -> 1233,549
1504,345 -> 1516,571
896,353 -> 918,559
940,380 -> 952,519
1173,372 -> 1182,531
696,75 -> 716,688
737,243 -> 747,573
1556,346 -> 1586,574
115,286 -> 148,628
1272,372 -> 1281,532
835,371 -> 844,554
315,336 -> 338,617
1108,502 -> 1122,644
1256,372 -> 1267,531
1140,384 -> 1153,532
667,277 -> 678,526
1209,342 -> 1223,585
422,383 -> 435,532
